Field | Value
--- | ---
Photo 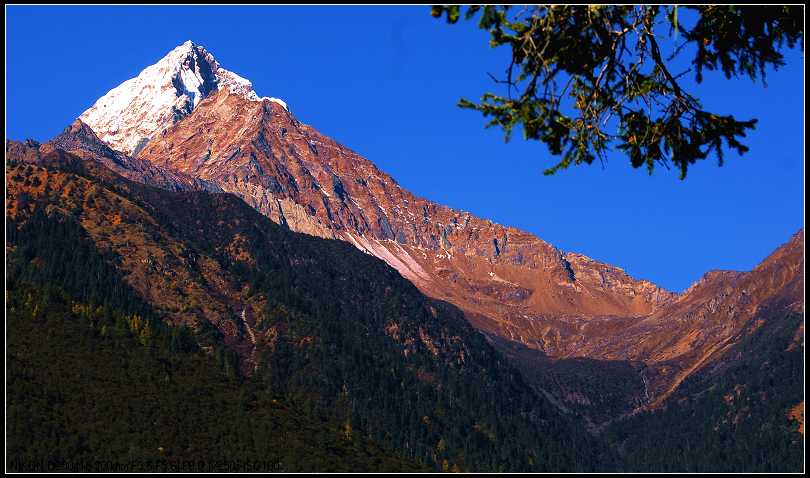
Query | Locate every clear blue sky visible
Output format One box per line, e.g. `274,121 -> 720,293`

6,6 -> 804,292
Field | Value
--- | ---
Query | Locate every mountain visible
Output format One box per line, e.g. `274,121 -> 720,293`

135,86 -> 674,320
6,40 -> 804,472
489,232 -> 804,432
630,231 -> 803,409
79,41 -> 287,156
605,234 -> 804,472
42,41 -> 806,426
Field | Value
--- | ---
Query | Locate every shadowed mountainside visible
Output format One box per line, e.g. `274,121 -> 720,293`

6,148 -> 611,472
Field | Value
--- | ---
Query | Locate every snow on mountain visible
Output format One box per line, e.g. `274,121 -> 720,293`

79,40 -> 285,155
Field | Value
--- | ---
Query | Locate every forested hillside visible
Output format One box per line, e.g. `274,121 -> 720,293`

6,206 -> 422,472
607,309 -> 804,473
6,151 -> 610,472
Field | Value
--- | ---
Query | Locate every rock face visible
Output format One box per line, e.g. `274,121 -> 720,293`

7,120 -> 221,193
551,231 -> 804,410
136,87 -> 674,324
62,41 -> 804,425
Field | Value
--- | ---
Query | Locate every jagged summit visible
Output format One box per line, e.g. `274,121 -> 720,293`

79,41 -> 287,156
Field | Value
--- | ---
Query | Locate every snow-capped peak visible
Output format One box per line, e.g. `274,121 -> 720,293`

79,40 -> 287,155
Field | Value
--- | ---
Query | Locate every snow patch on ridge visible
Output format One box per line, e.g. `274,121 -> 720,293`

264,97 -> 288,111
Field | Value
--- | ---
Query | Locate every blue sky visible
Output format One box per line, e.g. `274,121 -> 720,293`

6,6 -> 804,292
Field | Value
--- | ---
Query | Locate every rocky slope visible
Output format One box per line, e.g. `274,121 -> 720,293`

482,232 -> 804,429
135,86 -> 675,339
7,121 -> 220,193
605,278 -> 804,472
626,231 -> 803,408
